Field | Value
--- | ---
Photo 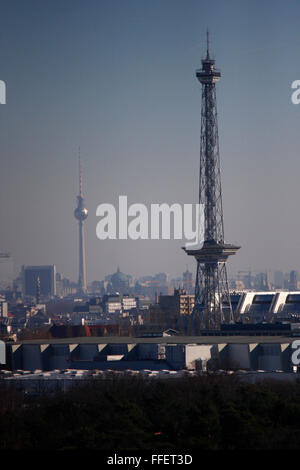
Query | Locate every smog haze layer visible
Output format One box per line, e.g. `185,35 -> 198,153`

0,0 -> 299,281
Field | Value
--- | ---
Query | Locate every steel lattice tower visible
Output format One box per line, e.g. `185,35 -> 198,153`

183,33 -> 240,330
74,149 -> 88,294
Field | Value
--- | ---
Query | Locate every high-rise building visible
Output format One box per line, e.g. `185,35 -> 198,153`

74,150 -> 88,293
289,270 -> 299,290
22,265 -> 56,299
182,269 -> 193,294
0,252 -> 14,289
274,271 -> 284,289
0,296 -> 8,317
254,272 -> 271,291
237,270 -> 253,289
36,276 -> 41,304
183,33 -> 240,330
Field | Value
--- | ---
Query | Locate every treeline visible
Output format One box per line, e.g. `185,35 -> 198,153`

1,375 -> 300,449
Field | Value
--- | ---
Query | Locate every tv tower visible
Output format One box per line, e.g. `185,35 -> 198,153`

74,149 -> 88,294
183,32 -> 240,330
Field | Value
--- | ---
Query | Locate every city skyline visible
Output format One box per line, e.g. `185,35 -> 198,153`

1,0 -> 300,281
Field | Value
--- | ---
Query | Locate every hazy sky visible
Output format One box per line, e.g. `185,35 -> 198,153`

1,0 -> 300,282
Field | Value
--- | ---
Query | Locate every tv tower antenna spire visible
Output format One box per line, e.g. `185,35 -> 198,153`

79,147 -> 83,198
206,29 -> 210,59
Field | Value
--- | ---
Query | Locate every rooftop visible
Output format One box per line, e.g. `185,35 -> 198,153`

11,335 -> 295,346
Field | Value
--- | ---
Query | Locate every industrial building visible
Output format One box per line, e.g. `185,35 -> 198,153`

3,335 -> 297,373
232,291 -> 300,322
145,290 -> 300,330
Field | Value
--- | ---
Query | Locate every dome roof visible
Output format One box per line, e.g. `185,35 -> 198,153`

111,267 -> 129,283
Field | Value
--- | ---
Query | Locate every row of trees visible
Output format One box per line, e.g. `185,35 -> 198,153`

1,374 -> 300,449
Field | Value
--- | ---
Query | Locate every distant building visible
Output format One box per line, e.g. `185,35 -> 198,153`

64,281 -> 78,297
149,289 -> 194,328
135,273 -> 170,299
234,280 -> 245,290
88,297 -> 103,314
106,268 -> 131,294
154,273 -> 168,284
122,295 -> 137,312
102,294 -> 137,314
26,308 -> 51,330
274,271 -> 284,289
0,252 -> 13,289
104,294 -> 122,314
289,270 -> 300,290
55,274 -> 77,298
136,296 -> 151,311
0,296 -> 8,317
71,298 -> 104,325
159,289 -> 194,316
22,265 -> 56,299
89,280 -> 106,295
182,269 -> 193,294
254,272 -> 271,291
236,271 -> 253,289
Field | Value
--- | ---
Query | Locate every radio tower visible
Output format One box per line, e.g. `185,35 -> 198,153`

74,149 -> 88,294
183,32 -> 240,330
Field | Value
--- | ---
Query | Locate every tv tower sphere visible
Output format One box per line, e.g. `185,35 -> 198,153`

74,203 -> 88,221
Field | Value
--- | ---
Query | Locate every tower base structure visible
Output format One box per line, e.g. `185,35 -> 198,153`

183,240 -> 240,330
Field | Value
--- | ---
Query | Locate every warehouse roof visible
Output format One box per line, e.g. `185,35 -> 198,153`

11,335 -> 295,346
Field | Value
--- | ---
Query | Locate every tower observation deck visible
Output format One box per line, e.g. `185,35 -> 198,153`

183,33 -> 240,330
